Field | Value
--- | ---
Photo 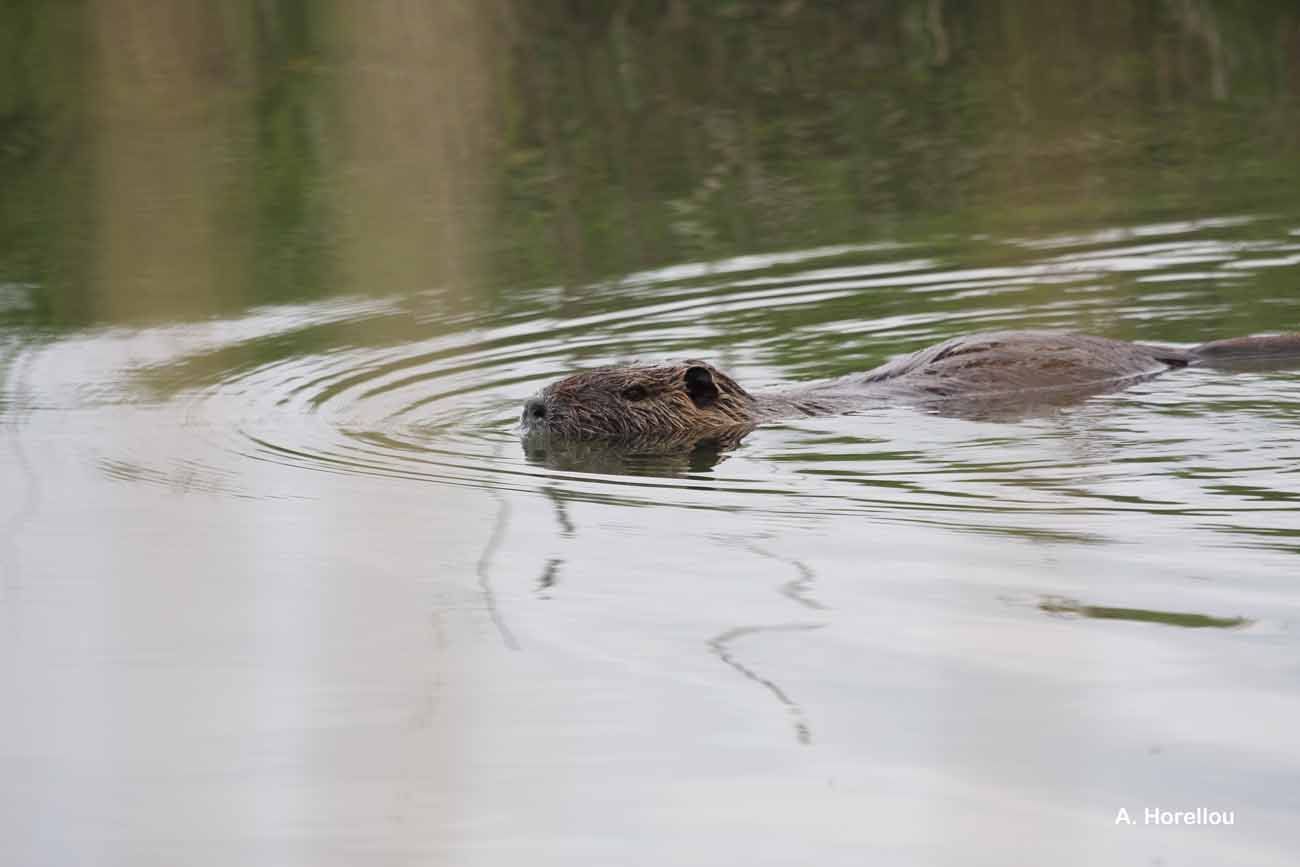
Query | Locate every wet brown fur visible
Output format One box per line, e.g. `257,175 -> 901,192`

527,360 -> 758,443
523,330 -> 1300,444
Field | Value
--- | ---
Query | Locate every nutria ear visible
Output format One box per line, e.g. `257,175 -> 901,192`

684,365 -> 719,408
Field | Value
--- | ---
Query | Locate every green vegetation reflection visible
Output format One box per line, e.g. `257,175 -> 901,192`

1039,596 -> 1251,629
3,1 -> 1300,328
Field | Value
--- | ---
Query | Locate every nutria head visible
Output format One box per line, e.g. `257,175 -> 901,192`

521,360 -> 758,444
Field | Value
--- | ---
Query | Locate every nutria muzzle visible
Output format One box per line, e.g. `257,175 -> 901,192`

521,397 -> 547,425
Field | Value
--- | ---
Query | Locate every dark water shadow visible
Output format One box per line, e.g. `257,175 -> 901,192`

476,476 -> 520,651
704,539 -> 830,745
522,430 -> 738,475
541,483 -> 576,538
741,540 -> 828,612
535,557 -> 561,599
707,623 -> 824,746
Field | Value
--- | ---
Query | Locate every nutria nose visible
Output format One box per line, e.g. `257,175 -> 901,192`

523,397 -> 546,422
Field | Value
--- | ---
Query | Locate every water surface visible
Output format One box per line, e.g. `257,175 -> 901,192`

4,3 -> 1300,866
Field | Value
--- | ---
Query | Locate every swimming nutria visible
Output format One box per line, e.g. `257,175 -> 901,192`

520,330 -> 1300,447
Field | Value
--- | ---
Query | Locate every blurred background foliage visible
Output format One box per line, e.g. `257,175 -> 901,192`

2,0 -> 1299,327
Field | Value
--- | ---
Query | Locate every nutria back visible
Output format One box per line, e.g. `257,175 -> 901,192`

853,331 -> 1186,397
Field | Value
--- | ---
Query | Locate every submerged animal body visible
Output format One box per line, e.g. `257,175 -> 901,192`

520,330 -> 1300,449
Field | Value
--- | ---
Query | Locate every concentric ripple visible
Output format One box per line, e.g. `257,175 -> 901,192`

32,213 -> 1300,544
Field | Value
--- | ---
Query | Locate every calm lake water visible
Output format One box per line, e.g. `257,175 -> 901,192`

4,3 -> 1300,866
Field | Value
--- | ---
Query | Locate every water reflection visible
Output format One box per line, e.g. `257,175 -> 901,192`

476,483 -> 520,652
708,623 -> 824,747
1038,596 -> 1251,630
42,218 -> 1300,533
535,557 -> 562,599
5,2 -> 1300,864
740,539 -> 827,613
0,343 -> 39,604
522,431 -> 740,475
8,4 -> 1300,329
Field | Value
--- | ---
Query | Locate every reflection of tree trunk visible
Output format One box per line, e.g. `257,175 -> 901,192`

531,46 -> 587,285
506,5 -> 591,286
1173,0 -> 1229,100
739,108 -> 761,249
610,5 -> 647,269
91,1 -> 248,322
335,1 -> 495,298
0,4 -> 91,323
926,0 -> 950,67
1289,19 -> 1300,152
667,0 -> 690,31
735,25 -> 761,250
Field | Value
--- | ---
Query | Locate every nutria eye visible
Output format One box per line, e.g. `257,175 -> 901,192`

621,385 -> 648,402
